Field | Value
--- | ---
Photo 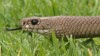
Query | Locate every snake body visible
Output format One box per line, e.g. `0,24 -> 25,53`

20,16 -> 100,38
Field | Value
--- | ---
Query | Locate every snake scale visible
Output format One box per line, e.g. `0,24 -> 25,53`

7,16 -> 100,38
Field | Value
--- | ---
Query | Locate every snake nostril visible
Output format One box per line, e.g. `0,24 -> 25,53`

31,19 -> 38,25
22,22 -> 26,25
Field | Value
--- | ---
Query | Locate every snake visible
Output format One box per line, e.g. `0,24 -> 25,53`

6,16 -> 100,38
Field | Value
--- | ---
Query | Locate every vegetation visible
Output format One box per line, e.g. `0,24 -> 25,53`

0,0 -> 100,56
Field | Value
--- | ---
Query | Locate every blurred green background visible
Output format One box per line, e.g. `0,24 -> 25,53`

0,0 -> 100,56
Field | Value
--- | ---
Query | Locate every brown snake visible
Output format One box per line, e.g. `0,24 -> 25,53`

6,16 -> 100,38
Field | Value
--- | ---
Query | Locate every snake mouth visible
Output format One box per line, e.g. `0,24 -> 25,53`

37,29 -> 49,34
6,27 -> 22,31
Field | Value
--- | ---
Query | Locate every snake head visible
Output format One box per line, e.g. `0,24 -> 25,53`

6,17 -> 52,34
21,17 -> 52,34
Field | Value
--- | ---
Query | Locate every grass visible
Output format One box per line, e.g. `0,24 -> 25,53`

0,0 -> 100,56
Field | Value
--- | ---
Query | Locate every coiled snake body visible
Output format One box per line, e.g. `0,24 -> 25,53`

7,16 -> 100,38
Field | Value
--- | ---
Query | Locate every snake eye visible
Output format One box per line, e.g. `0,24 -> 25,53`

31,19 -> 38,25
